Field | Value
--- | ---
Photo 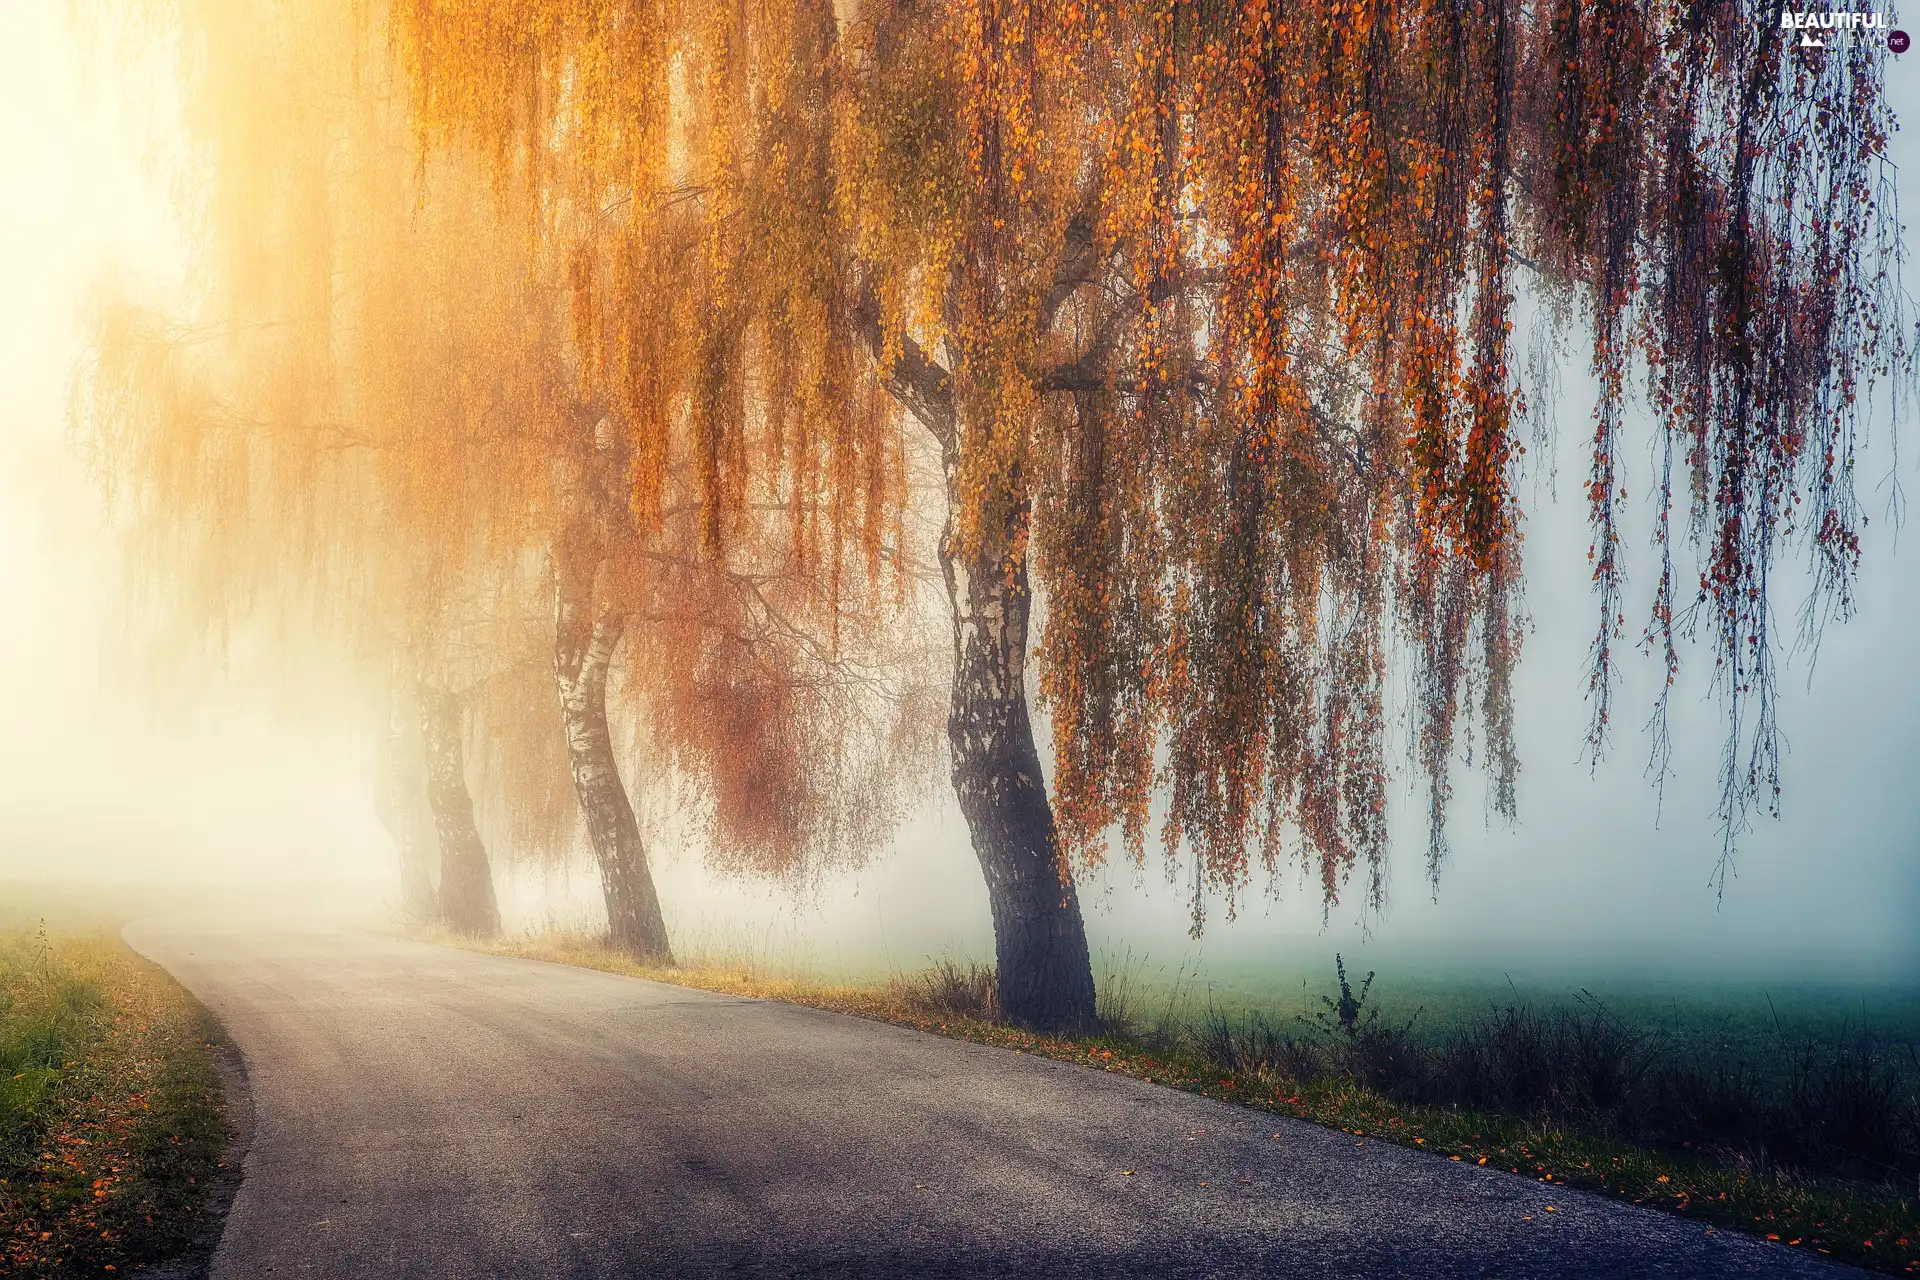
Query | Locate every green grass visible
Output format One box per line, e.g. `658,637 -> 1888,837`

458,929 -> 1920,1276
0,924 -> 231,1278
1158,962 -> 1920,1085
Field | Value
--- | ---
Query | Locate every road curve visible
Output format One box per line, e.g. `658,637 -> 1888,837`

126,917 -> 1864,1279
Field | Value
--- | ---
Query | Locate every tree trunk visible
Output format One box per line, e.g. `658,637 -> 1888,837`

374,690 -> 439,923
854,270 -> 1101,1032
940,494 -> 1097,1032
418,687 -> 500,937
553,539 -> 673,963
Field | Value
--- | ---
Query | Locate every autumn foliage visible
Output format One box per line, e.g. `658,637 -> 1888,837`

82,0 -> 1907,957
83,0 -> 940,901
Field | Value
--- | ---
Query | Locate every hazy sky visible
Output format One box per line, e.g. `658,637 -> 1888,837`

1,0 -> 1914,983
0,2 -> 388,892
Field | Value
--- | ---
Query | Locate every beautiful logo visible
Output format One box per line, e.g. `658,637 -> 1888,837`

1780,8 -> 1890,46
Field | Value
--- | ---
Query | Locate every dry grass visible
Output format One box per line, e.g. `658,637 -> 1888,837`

451,929 -> 980,1026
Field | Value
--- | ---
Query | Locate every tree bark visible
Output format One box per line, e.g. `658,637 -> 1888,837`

374,690 -> 439,923
939,489 -> 1097,1032
418,686 -> 500,937
553,538 -> 673,963
855,284 -> 1100,1032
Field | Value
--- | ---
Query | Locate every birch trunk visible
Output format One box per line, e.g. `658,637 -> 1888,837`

419,687 -> 500,936
939,486 -> 1097,1031
859,295 -> 1101,1032
553,539 -> 673,962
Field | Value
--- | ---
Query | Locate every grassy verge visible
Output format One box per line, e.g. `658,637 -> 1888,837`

454,930 -> 1918,1276
0,925 -> 231,1278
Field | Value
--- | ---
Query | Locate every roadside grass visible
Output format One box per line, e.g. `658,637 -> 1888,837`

455,928 -> 1919,1276
0,925 -> 230,1278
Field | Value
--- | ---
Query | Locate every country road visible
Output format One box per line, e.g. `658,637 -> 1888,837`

125,918 -> 1866,1279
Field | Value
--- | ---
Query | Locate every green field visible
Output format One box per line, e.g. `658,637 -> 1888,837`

1121,958 -> 1920,1080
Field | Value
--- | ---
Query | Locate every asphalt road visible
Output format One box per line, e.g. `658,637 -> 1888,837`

126,918 -> 1867,1279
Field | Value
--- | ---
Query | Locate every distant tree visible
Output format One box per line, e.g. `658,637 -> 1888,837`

79,1 -> 552,934
389,0 -> 944,938
416,685 -> 500,934
374,677 -> 441,925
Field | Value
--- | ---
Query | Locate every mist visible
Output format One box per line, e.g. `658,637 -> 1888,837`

1,0 -> 1914,998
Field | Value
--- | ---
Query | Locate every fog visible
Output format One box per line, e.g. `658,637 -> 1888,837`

2,0 -> 1914,990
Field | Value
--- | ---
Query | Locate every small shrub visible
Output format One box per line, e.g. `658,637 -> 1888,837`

1559,993 -> 1656,1112
1295,955 -> 1426,1094
898,959 -> 996,1021
1322,954 -> 1374,1039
